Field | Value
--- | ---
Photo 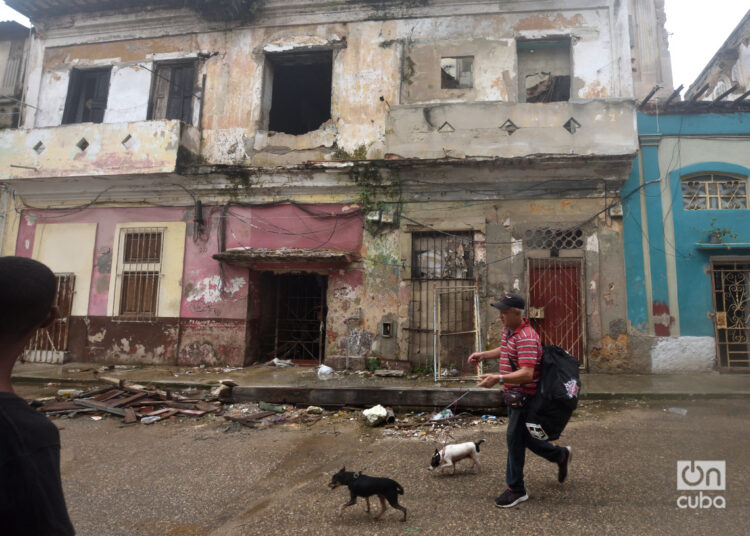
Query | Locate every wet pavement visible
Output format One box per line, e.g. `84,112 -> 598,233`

11,361 -> 750,399
37,396 -> 749,536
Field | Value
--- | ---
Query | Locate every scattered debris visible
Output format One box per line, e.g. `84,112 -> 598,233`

37,379 -> 223,425
306,406 -> 324,414
269,358 -> 295,367
317,365 -> 334,380
374,369 -> 405,378
667,407 -> 688,416
431,409 -> 454,421
363,404 -> 388,426
258,401 -> 286,413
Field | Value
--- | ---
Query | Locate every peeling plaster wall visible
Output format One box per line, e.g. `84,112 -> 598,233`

651,336 -> 715,373
23,1 -> 636,167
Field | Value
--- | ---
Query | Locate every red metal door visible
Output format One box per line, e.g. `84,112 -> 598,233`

527,258 -> 585,365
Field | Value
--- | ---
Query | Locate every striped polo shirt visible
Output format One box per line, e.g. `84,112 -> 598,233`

499,318 -> 543,396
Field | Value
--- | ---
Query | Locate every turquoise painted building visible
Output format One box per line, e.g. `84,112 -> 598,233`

622,110 -> 750,372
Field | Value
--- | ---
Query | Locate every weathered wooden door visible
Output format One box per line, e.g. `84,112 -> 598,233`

711,259 -> 750,370
527,258 -> 585,365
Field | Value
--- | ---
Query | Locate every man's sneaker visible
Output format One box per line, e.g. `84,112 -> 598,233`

557,446 -> 572,483
494,488 -> 529,508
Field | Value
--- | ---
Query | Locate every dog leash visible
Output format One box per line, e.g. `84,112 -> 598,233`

353,389 -> 473,478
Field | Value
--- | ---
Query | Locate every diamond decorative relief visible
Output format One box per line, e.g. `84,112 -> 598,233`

438,121 -> 455,133
33,141 -> 46,155
121,134 -> 135,150
563,117 -> 581,134
500,119 -> 519,135
76,138 -> 90,152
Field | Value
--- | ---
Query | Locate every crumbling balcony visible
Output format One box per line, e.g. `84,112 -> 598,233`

385,100 -> 637,161
0,119 -> 200,181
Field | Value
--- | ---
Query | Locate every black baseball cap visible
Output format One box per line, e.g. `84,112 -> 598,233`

491,293 -> 525,310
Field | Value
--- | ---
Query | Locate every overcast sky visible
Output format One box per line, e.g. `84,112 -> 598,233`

1,0 -> 748,93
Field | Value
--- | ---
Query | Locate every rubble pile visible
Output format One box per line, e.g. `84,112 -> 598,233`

36,377 -> 223,425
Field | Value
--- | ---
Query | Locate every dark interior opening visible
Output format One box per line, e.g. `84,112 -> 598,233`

255,272 -> 328,363
268,51 -> 332,135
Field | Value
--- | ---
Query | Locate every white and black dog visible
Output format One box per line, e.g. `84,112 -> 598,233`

429,440 -> 485,474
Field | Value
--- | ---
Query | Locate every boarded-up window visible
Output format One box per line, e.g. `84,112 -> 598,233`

149,62 -> 196,125
441,57 -> 473,89
62,68 -> 111,124
517,39 -> 571,103
116,229 -> 164,320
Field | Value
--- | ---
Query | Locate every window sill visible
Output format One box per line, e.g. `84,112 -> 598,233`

695,242 -> 750,250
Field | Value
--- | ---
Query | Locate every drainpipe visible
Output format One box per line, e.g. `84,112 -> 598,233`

0,186 -> 8,253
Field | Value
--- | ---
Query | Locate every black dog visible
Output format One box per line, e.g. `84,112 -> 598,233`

328,467 -> 407,522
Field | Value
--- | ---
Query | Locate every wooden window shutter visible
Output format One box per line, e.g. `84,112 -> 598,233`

150,66 -> 172,120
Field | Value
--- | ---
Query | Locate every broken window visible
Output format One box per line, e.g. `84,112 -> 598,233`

116,228 -> 164,320
682,175 -> 748,210
441,56 -> 473,89
517,39 -> 571,103
266,50 -> 332,135
148,61 -> 197,125
411,231 -> 474,280
62,67 -> 111,124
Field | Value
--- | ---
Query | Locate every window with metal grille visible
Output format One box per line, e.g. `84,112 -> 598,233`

411,231 -> 474,280
116,228 -> 164,320
524,228 -> 583,250
148,61 -> 197,125
681,174 -> 748,210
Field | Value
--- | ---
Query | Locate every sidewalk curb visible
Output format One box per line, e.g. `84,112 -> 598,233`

11,374 -> 750,400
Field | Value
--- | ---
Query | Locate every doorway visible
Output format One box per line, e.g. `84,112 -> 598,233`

711,258 -> 750,369
255,272 -> 328,363
527,258 -> 585,366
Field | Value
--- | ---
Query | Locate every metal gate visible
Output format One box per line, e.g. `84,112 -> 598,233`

24,273 -> 75,364
435,286 -> 482,380
407,231 -> 475,372
711,259 -> 750,369
527,258 -> 585,365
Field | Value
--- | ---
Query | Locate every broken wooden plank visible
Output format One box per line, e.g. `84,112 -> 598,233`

98,376 -> 125,388
39,401 -> 82,412
78,386 -> 118,398
108,392 -> 149,408
195,401 -> 221,413
74,399 -> 127,417
123,407 -> 138,424
176,409 -> 206,416
93,389 -> 124,402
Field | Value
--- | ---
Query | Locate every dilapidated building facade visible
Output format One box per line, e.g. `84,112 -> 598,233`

0,0 -> 671,372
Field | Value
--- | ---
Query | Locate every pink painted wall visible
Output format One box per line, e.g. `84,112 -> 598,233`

15,203 -> 363,321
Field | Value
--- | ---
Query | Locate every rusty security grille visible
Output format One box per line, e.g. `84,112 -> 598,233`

527,258 -> 585,366
682,175 -> 748,210
114,228 -> 164,321
435,286 -> 483,381
24,273 -> 75,364
408,231 -> 474,370
711,260 -> 750,369
525,227 -> 584,250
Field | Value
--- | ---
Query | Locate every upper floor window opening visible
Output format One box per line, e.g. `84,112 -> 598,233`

681,174 -> 748,210
441,56 -> 473,89
148,61 -> 197,125
517,38 -> 571,103
265,50 -> 332,135
62,67 -> 111,124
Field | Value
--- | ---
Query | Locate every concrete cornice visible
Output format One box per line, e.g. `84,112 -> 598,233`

36,0 -> 613,48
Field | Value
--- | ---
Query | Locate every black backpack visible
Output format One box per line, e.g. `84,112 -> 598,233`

524,345 -> 581,441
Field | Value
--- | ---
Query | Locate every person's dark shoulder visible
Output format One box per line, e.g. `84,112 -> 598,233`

0,392 -> 60,457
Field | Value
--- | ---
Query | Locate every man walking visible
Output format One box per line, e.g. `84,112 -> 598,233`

468,292 -> 571,508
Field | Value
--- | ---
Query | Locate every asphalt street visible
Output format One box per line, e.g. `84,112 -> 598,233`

29,393 -> 750,536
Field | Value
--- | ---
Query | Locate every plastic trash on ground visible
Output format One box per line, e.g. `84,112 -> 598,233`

57,389 -> 83,398
667,407 -> 688,416
141,416 -> 161,424
306,406 -> 324,414
317,365 -> 334,380
363,404 -> 388,426
431,409 -> 454,421
270,357 -> 295,367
